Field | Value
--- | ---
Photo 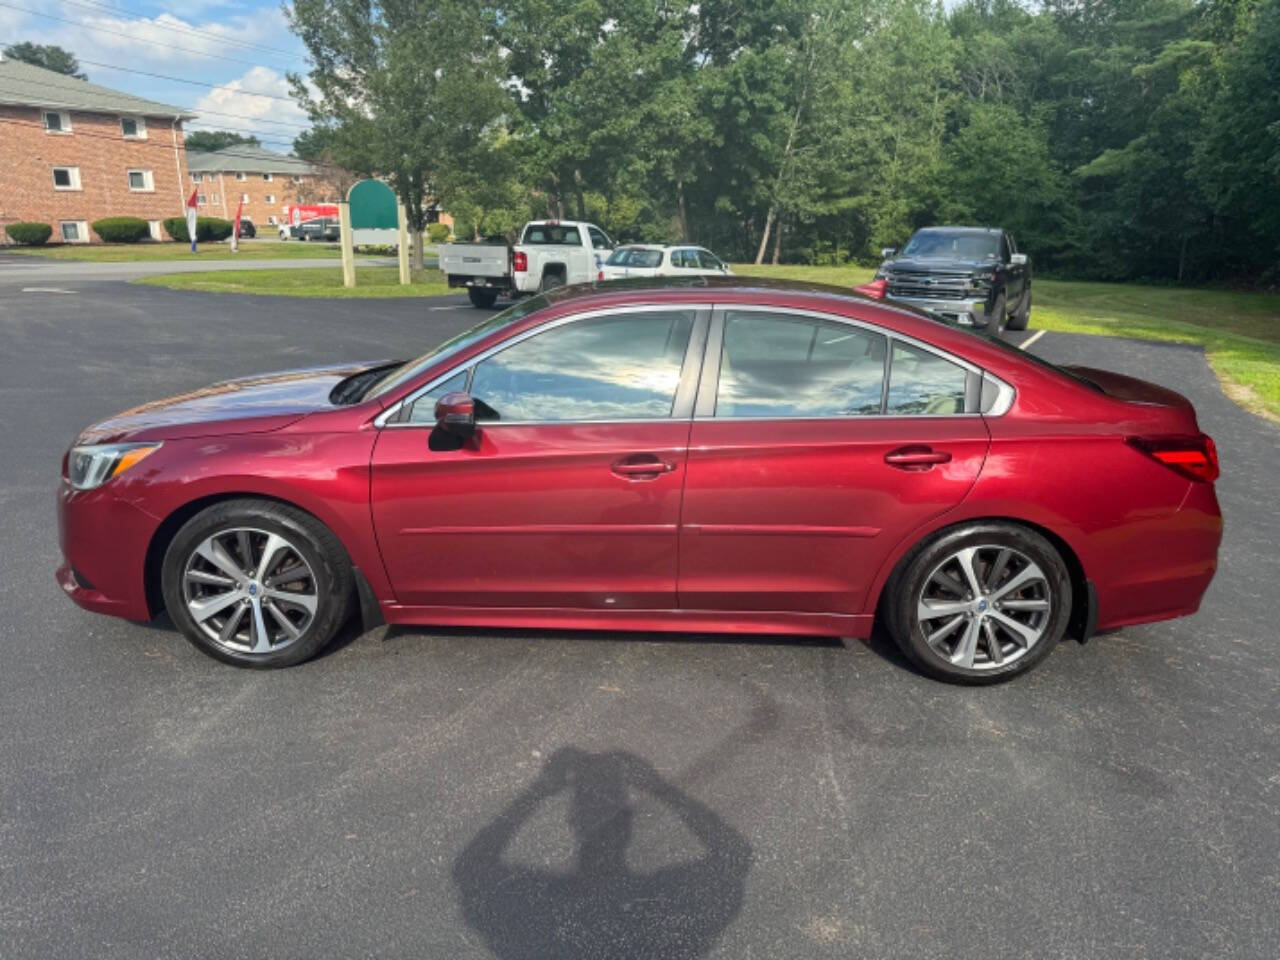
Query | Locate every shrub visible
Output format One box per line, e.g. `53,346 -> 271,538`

161,216 -> 234,243
91,216 -> 151,243
5,222 -> 52,245
427,222 -> 451,244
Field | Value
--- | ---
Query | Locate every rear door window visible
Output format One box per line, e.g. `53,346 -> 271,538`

715,312 -> 888,418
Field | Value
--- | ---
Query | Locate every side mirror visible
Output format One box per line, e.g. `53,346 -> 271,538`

434,391 -> 476,439
1010,253 -> 1027,266
881,247 -> 897,258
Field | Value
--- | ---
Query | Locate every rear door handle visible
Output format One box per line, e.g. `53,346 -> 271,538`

884,446 -> 952,470
611,455 -> 676,479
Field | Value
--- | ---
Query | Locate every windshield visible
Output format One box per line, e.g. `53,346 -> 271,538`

903,230 -> 999,261
363,295 -> 550,401
521,224 -> 582,245
606,248 -> 663,268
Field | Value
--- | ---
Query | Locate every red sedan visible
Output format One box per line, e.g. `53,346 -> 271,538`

56,278 -> 1222,682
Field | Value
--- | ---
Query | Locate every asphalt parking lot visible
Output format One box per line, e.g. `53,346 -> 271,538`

2,269 -> 1278,959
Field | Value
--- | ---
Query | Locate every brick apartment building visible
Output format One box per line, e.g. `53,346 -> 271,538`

0,56 -> 194,243
186,145 -> 344,233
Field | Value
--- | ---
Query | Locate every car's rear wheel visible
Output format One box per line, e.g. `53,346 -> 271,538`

885,523 -> 1072,684
539,271 -> 564,293
468,287 -> 498,309
161,499 -> 352,668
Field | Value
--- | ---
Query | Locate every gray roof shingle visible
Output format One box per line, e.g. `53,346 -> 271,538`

185,145 -> 316,176
0,57 -> 193,118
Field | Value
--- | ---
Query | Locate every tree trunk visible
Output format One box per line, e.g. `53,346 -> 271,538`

771,217 -> 784,264
411,228 -> 424,271
573,168 -> 587,221
677,179 -> 690,242
754,207 -> 776,265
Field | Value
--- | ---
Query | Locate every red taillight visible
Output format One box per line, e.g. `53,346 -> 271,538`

854,278 -> 887,300
597,270 -> 604,281
1128,434 -> 1219,483
513,251 -> 527,273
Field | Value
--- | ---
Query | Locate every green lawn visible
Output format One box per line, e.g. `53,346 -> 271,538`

9,240 -> 348,262
735,263 -> 1280,422
135,266 -> 453,298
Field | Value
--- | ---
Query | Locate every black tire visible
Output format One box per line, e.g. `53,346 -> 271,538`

539,271 -> 565,293
161,499 -> 352,668
982,293 -> 1007,333
884,522 -> 1072,684
1007,288 -> 1031,331
468,287 -> 499,309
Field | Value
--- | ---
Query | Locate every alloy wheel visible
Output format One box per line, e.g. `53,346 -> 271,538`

915,544 -> 1052,671
181,527 -> 318,655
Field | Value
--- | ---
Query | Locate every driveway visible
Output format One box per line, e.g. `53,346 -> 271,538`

1,282 -> 1277,959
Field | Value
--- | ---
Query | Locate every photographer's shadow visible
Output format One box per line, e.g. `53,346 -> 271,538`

452,747 -> 751,960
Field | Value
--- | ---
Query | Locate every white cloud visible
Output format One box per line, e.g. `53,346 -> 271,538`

190,65 -> 312,149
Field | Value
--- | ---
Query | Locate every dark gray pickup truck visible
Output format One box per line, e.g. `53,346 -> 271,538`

876,226 -> 1031,331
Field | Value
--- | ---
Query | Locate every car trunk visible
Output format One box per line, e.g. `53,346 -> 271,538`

1061,365 -> 1201,432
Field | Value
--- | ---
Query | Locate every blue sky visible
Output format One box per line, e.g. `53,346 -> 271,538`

0,0 -> 314,152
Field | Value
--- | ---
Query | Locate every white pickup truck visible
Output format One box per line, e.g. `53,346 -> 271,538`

439,220 -> 615,308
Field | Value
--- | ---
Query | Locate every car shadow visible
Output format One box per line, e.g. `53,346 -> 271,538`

378,622 -> 844,651
451,746 -> 752,960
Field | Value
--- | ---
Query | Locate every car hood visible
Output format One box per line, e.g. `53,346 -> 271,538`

886,257 -> 999,274
75,362 -> 381,445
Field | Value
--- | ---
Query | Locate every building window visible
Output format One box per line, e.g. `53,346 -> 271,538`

120,116 -> 146,139
148,220 -> 163,241
44,111 -> 72,134
267,215 -> 278,225
240,193 -> 249,203
59,221 -> 88,243
127,169 -> 155,192
197,194 -> 207,205
192,173 -> 203,183
235,172 -> 247,182
264,194 -> 275,204
52,166 -> 81,190
262,173 -> 274,182
291,175 -> 302,184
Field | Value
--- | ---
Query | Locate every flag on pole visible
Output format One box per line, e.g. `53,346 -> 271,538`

231,199 -> 243,253
185,188 -> 199,253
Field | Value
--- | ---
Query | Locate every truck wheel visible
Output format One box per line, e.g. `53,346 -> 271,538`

983,293 -> 1006,333
1008,289 -> 1031,331
539,271 -> 565,293
468,288 -> 498,309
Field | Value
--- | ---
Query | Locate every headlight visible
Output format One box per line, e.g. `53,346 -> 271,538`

65,442 -> 161,491
970,270 -> 995,290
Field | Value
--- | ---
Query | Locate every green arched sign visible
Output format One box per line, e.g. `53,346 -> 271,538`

347,179 -> 398,230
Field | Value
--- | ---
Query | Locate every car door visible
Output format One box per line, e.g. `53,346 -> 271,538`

371,306 -> 708,610
694,249 -> 729,276
587,226 -> 613,276
1004,233 -> 1026,307
677,306 -> 991,615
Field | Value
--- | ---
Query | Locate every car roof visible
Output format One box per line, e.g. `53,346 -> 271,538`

913,226 -> 1001,235
615,243 -> 712,251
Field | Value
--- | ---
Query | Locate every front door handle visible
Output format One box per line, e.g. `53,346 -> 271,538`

611,455 -> 676,479
884,446 -> 952,470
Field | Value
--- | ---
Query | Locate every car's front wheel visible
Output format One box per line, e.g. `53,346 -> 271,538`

885,523 -> 1072,684
161,499 -> 352,668
468,287 -> 498,309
